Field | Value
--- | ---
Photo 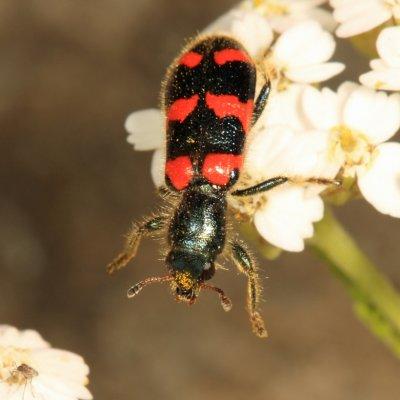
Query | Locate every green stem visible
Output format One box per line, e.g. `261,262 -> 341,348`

309,208 -> 400,358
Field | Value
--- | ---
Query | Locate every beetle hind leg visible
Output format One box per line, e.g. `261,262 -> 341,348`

230,240 -> 267,338
107,215 -> 166,275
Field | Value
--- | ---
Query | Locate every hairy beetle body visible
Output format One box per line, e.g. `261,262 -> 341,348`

107,34 -> 334,337
164,36 -> 256,191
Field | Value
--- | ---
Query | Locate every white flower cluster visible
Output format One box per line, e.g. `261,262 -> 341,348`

0,325 -> 92,400
360,27 -> 400,91
126,0 -> 400,252
329,0 -> 400,91
330,0 -> 400,38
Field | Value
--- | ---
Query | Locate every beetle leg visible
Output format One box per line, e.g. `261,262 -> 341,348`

230,241 -> 267,338
107,215 -> 166,275
252,79 -> 271,127
232,177 -> 288,197
232,176 -> 340,197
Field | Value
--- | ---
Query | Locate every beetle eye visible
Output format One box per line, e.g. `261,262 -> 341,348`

204,262 -> 211,270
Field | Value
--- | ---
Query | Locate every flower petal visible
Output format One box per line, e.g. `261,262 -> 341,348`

263,84 -> 308,130
332,0 -> 379,22
268,8 -> 336,34
343,87 -> 400,144
0,325 -> 49,349
376,26 -> 400,68
370,58 -> 387,71
357,142 -> 400,218
125,109 -> 164,151
334,5 -> 391,37
244,124 -> 296,178
336,81 -> 359,117
293,129 -> 342,179
359,68 -> 400,91
33,378 -> 79,400
32,349 -> 90,381
204,9 -> 273,57
151,148 -> 166,188
301,7 -> 337,32
301,85 -> 340,129
230,11 -> 274,58
273,21 -> 336,68
287,0 -> 327,13
245,125 -> 340,184
254,186 -> 324,252
3,384 -> 37,400
286,62 -> 344,83
36,373 -> 93,400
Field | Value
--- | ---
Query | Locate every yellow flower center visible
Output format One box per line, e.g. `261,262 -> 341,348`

384,0 -> 400,20
253,0 -> 289,16
0,346 -> 33,384
330,125 -> 375,176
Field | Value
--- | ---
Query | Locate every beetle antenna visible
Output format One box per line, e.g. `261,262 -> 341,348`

127,275 -> 174,298
200,283 -> 232,312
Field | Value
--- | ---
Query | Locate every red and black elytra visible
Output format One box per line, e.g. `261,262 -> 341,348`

107,35 -> 336,338
164,36 -> 256,191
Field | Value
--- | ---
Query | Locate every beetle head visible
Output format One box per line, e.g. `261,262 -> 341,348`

166,250 -> 216,303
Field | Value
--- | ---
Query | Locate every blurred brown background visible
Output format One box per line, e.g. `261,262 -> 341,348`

1,1 -> 400,399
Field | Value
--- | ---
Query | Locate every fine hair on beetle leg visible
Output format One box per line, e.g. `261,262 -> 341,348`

229,238 -> 268,338
106,192 -> 178,275
232,239 -> 264,303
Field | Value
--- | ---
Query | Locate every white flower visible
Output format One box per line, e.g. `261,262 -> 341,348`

254,186 -> 324,251
301,82 -> 400,217
269,20 -> 344,84
245,0 -> 336,33
233,123 -> 340,252
359,26 -> 400,91
125,109 -> 166,187
232,83 -> 341,252
125,108 -> 164,150
205,9 -> 274,58
0,325 -> 92,400
208,10 -> 344,85
357,142 -> 400,217
330,0 -> 400,38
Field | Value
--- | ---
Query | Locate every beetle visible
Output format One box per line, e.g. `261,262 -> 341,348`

107,35 -> 334,337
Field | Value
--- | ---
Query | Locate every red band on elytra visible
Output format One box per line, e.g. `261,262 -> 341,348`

167,95 -> 199,123
206,92 -> 254,133
179,52 -> 203,68
202,153 -> 243,186
165,156 -> 194,190
214,49 -> 250,65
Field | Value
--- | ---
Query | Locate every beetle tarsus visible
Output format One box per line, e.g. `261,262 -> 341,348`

230,241 -> 267,338
201,283 -> 233,312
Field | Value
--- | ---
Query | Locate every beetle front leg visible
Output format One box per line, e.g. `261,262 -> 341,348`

230,241 -> 267,338
107,215 -> 166,275
252,80 -> 271,127
232,176 -> 340,197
